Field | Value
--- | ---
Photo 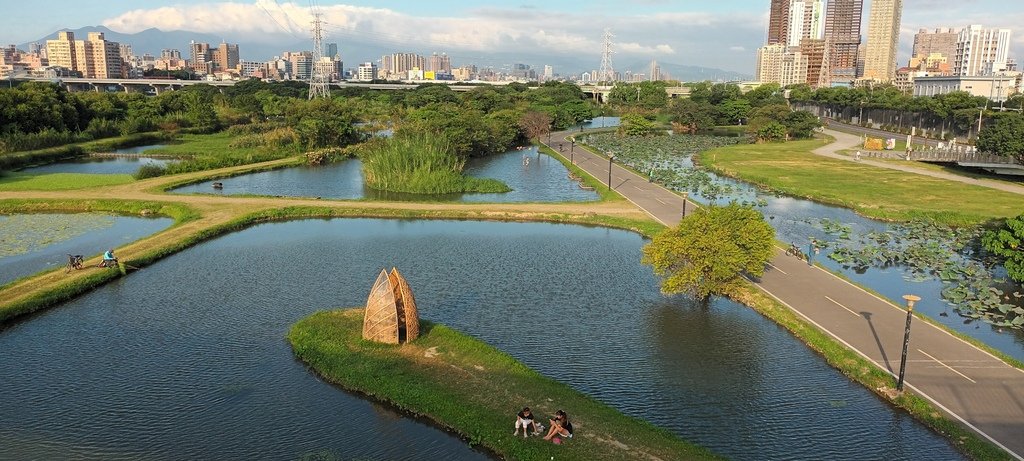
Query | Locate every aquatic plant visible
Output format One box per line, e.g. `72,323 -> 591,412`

581,133 -> 742,200
359,133 -> 510,195
818,218 -> 1024,328
0,213 -> 115,258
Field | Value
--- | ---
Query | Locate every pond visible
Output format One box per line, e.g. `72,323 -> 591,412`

0,219 -> 963,460
170,146 -> 599,203
583,133 -> 1024,361
18,145 -> 174,176
0,213 -> 173,286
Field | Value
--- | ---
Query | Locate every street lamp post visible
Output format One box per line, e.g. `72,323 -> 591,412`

897,294 -> 920,392
681,192 -> 689,218
607,155 -> 615,191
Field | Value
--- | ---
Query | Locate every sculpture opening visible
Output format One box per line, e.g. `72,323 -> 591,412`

362,267 -> 420,344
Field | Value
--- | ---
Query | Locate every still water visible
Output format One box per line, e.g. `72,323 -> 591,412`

18,145 -> 173,175
614,141 -> 1024,361
0,219 -> 963,460
0,214 -> 173,286
171,146 -> 599,203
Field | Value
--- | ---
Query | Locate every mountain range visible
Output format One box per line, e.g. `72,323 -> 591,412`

22,26 -> 751,81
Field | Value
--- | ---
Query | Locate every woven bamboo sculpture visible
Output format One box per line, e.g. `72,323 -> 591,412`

362,267 -> 420,344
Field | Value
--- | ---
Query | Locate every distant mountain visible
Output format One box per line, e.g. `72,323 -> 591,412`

22,26 -> 750,80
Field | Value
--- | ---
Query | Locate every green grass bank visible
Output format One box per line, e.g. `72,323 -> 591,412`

288,308 -> 723,461
699,139 -> 1023,226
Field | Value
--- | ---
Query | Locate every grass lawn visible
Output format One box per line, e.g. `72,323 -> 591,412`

0,172 -> 133,191
700,139 -> 1024,226
288,309 -> 722,461
147,132 -> 300,174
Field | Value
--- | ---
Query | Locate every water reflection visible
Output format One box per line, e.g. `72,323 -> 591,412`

18,145 -> 173,175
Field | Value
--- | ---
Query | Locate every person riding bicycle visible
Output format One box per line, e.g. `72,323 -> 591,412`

100,249 -> 118,268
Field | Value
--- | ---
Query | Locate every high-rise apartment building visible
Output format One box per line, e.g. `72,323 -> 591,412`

45,31 -> 77,70
118,44 -> 133,60
824,0 -> 863,84
214,42 -> 239,72
861,0 -> 902,82
649,60 -> 661,81
912,28 -> 958,61
357,62 -> 377,81
954,25 -> 1011,76
756,43 -> 809,86
801,38 -> 831,87
787,0 -> 826,47
428,52 -> 451,73
380,53 -> 425,78
767,0 -> 791,45
544,65 -> 554,80
189,41 -> 212,73
46,31 -> 123,78
161,48 -> 181,60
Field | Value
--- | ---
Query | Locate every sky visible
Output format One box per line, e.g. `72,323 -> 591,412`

2,0 -> 1023,75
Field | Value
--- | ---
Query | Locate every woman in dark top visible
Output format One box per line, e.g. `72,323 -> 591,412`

543,409 -> 573,442
513,407 -> 537,437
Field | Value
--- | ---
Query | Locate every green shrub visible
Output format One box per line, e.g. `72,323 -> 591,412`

134,163 -> 167,179
361,133 -> 510,194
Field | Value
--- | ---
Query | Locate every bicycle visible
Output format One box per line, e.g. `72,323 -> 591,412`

65,254 -> 84,273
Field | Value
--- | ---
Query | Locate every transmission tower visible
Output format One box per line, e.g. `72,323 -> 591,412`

308,12 -> 331,99
598,28 -> 615,87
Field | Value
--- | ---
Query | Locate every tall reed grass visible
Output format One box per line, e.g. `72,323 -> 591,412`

361,133 -> 509,194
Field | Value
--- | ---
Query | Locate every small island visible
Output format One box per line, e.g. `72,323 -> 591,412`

287,308 -> 722,461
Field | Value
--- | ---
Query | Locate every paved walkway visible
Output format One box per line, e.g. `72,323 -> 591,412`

545,128 -> 1024,460
817,128 -> 1024,196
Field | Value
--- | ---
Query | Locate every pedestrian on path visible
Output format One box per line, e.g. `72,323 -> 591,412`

807,239 -> 817,266
855,151 -> 861,161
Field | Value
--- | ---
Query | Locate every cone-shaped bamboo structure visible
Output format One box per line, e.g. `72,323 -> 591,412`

362,267 -> 419,344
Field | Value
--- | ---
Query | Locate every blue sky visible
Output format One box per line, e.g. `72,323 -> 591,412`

3,0 -> 1022,74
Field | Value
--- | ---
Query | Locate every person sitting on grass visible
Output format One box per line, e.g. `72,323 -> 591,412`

100,249 -> 118,268
543,409 -> 573,443
513,407 -> 537,438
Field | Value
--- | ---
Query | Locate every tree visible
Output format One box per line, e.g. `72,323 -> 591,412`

669,98 -> 715,133
642,204 -> 775,300
519,111 -> 552,143
982,214 -> 1024,283
755,121 -> 787,142
618,113 -> 658,136
977,115 -> 1024,164
783,110 -> 821,139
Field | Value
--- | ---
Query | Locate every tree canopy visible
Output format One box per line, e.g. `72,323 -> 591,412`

977,116 -> 1024,164
642,204 -> 775,300
982,214 -> 1024,283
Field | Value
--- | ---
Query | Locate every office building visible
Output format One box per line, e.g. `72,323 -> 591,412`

954,25 -> 1011,76
913,75 -> 1015,101
326,43 -> 338,59
824,0 -> 863,84
861,0 -> 902,82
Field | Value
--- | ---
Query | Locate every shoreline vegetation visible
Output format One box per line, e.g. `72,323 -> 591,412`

287,308 -> 724,461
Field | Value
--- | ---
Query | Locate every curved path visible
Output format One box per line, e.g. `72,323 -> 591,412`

544,128 -> 1024,460
816,128 -> 1024,195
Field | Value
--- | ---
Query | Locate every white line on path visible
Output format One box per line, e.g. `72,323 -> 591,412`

765,262 -> 788,275
918,349 -> 977,383
824,296 -> 861,317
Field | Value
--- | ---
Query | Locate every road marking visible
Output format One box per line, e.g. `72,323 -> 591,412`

633,185 -> 644,191
654,197 -> 667,205
824,296 -> 861,317
918,349 -> 977,383
765,262 -> 787,275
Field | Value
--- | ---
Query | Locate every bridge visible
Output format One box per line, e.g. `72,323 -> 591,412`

913,150 -> 1024,176
577,84 -> 691,102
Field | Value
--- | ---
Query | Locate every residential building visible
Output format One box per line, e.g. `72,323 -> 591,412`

189,41 -> 212,73
544,65 -> 554,80
452,65 -> 475,81
861,0 -> 903,82
767,0 -> 791,45
912,28 -> 958,63
45,31 -> 77,70
357,62 -> 377,81
824,0 -> 863,85
286,51 -> 312,80
380,52 -> 425,79
908,52 -> 952,75
161,48 -> 182,60
801,38 -> 831,87
46,32 -> 123,78
237,61 -> 264,77
214,42 -> 239,72
913,75 -> 1015,101
756,43 -> 809,86
954,25 -> 1011,76
649,60 -> 661,81
787,0 -> 826,47
428,52 -> 451,73
118,43 -> 133,61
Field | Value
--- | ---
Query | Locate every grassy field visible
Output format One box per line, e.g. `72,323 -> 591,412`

288,309 -> 723,461
148,132 -> 301,175
700,140 -> 1023,226
0,172 -> 134,191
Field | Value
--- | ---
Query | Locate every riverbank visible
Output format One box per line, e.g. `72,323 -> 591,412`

288,308 -> 723,461
698,139 -> 1022,226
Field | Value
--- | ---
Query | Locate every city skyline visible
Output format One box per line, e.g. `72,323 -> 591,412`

3,0 -> 1024,75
